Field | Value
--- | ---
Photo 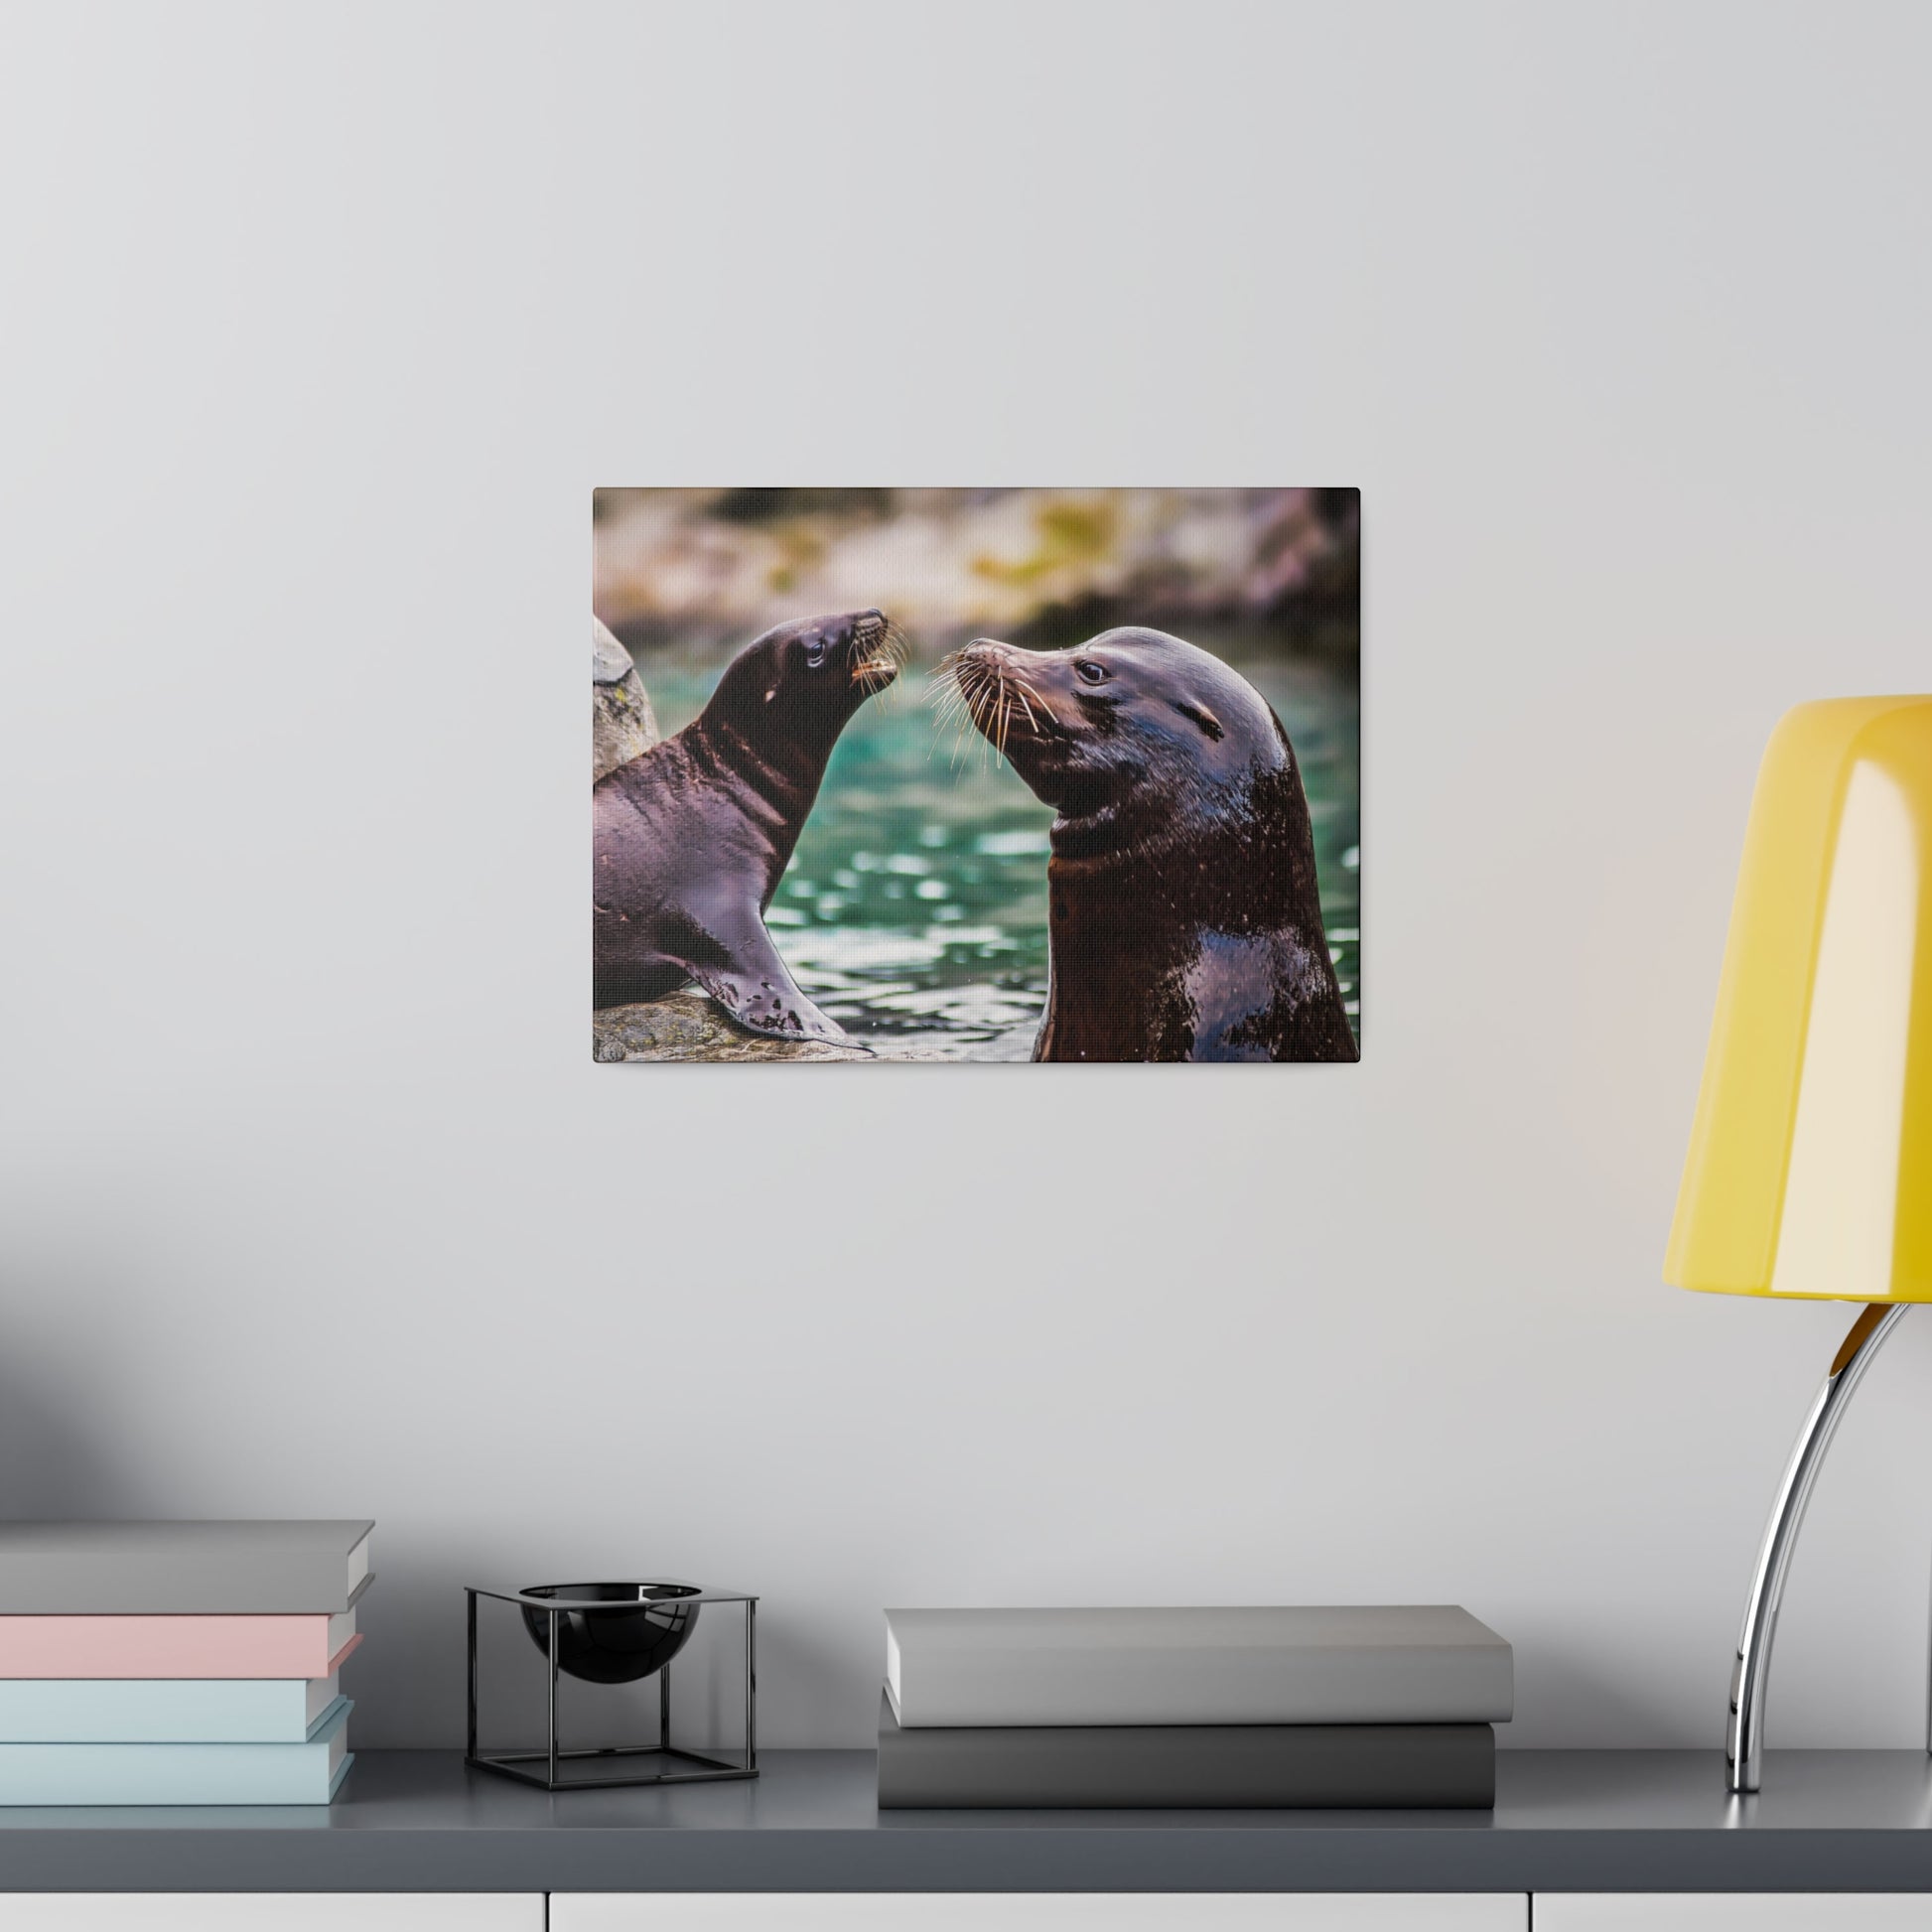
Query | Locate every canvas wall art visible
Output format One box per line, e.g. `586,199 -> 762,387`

592,488 -> 1359,1064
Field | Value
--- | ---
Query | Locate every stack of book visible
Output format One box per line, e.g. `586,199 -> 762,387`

0,1521 -> 372,1805
878,1604 -> 1511,1808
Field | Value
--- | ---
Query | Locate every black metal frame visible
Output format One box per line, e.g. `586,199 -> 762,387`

464,1584 -> 759,1792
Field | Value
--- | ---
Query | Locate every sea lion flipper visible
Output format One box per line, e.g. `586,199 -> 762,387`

687,927 -> 861,1049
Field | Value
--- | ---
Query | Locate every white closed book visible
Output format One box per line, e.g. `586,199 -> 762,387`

883,1605 -> 1514,1728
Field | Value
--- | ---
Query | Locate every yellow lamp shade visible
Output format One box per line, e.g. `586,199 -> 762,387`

1666,696 -> 1932,1302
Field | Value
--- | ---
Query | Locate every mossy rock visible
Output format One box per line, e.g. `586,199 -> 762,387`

594,993 -> 872,1063
593,618 -> 658,782
593,992 -> 967,1062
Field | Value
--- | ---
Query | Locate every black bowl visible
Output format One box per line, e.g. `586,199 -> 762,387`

519,1582 -> 702,1685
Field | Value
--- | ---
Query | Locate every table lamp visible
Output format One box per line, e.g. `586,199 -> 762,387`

1666,695 -> 1932,1793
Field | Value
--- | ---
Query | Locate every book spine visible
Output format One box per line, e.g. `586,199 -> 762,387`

0,1679 -> 320,1742
893,1643 -> 1513,1727
0,1617 -> 345,1680
0,1705 -> 352,1805
0,1524 -> 373,1613
878,1719 -> 1496,1809
0,1748 -> 351,1805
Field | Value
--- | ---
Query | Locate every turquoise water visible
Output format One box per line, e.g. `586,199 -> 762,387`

643,653 -> 1360,1058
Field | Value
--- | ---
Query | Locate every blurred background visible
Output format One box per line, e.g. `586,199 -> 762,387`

593,486 -> 1360,1057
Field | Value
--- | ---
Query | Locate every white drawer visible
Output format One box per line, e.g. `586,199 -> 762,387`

1535,1899 -> 1932,1931
551,1896 -> 1527,1931
0,1898 -> 543,1931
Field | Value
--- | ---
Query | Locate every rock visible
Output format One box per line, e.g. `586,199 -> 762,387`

592,992 -> 964,1063
594,993 -> 872,1063
593,617 -> 657,782
592,487 -> 1360,656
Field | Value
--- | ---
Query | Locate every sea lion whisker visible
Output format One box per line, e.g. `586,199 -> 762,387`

925,678 -> 965,759
948,707 -> 979,773
954,664 -> 993,734
948,669 -> 985,770
929,712 -> 966,765
927,674 -> 969,726
973,681 -> 996,733
968,663 -> 991,736
927,672 -> 973,718
933,660 -> 976,752
932,645 -> 1059,767
969,668 -> 1009,760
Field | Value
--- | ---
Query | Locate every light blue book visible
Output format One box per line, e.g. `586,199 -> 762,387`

0,1699 -> 350,1804
0,1671 -> 344,1743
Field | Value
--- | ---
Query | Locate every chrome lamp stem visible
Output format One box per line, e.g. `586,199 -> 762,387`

1727,1301 -> 1908,1794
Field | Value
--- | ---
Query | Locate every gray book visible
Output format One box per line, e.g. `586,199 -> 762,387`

884,1605 -> 1512,1728
877,1693 -> 1494,1809
0,1521 -> 374,1614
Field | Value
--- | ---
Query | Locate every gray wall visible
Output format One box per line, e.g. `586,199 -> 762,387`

3,1 -> 1929,1750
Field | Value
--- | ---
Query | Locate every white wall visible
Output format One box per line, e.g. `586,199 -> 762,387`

2,0 -> 1929,1751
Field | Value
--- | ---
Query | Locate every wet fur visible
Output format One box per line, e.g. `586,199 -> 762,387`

938,626 -> 1358,1063
593,612 -> 905,1042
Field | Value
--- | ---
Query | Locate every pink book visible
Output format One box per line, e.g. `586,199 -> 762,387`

0,1611 -> 359,1679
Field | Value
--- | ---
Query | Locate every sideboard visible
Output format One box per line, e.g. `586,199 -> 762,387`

5,1749 -> 1932,1928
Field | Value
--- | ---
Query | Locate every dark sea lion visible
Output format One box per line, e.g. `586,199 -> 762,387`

939,627 -> 1358,1063
594,610 -> 905,1040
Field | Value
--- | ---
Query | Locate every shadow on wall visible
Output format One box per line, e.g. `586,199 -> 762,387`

1515,1618 -> 1721,1750
0,1323 -> 166,1519
745,1602 -> 855,1750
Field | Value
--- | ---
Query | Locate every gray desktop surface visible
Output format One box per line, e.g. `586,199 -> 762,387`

1,1750 -> 1931,1892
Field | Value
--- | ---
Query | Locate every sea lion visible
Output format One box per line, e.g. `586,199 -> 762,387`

938,627 -> 1358,1062
594,610 -> 905,1040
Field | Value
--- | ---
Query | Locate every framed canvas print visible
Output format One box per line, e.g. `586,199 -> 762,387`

592,488 -> 1359,1064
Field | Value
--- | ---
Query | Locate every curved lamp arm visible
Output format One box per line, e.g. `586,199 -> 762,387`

1727,1302 -> 1908,1793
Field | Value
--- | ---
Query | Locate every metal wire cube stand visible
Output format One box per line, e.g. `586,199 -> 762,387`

464,1585 -> 759,1792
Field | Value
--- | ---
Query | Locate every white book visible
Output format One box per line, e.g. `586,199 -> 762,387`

884,1605 -> 1514,1728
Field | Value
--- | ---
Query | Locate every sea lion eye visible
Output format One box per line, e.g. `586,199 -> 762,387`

1075,660 -> 1107,685
804,639 -> 828,669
